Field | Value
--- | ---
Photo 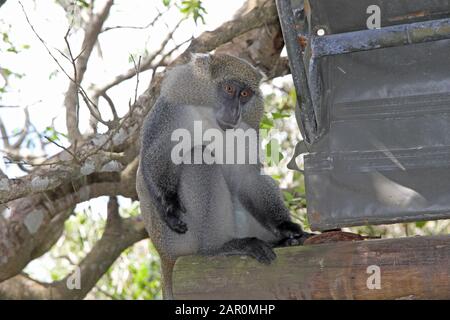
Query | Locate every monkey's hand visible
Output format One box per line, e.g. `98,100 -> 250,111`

275,221 -> 313,246
160,191 -> 188,234
219,238 -> 276,265
276,221 -> 303,238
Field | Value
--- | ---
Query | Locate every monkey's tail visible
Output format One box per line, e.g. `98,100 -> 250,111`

161,258 -> 176,300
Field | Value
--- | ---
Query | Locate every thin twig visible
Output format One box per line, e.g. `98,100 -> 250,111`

19,1 -> 74,82
78,89 -> 111,127
92,18 -> 187,100
101,6 -> 167,33
3,156 -> 31,173
130,55 -> 141,105
0,105 -> 20,108
143,18 -> 185,69
0,117 -> 10,148
101,92 -> 118,121
11,108 -> 30,149
44,136 -> 79,163
151,36 -> 192,79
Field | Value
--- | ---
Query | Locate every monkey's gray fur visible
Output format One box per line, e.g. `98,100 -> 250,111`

137,53 -> 307,299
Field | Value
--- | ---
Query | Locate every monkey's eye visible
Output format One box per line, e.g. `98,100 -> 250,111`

223,84 -> 235,95
240,89 -> 253,99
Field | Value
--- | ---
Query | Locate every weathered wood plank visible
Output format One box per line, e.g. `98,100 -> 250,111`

172,235 -> 450,299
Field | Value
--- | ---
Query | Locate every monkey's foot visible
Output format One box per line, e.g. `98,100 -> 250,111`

246,238 -> 277,264
220,237 -> 276,265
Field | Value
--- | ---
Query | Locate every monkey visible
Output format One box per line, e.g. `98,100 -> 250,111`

136,53 -> 309,299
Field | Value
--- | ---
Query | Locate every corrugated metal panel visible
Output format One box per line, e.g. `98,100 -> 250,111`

276,0 -> 450,230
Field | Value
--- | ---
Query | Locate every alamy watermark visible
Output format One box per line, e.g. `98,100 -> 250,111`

366,5 -> 381,29
366,265 -> 381,290
66,266 -> 81,290
170,121 -> 285,173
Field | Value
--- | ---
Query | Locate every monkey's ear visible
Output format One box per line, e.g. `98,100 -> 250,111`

257,69 -> 267,83
190,53 -> 212,74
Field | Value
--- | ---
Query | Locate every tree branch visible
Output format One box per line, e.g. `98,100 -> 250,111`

0,159 -> 139,283
0,198 -> 147,299
64,0 -> 114,142
92,18 -> 186,99
183,2 -> 280,58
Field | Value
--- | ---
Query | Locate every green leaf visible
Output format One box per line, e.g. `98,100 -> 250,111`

272,111 -> 290,120
2,32 -> 10,43
6,47 -> 18,53
265,139 -> 283,166
162,0 -> 171,6
178,0 -> 207,24
271,174 -> 282,181
283,191 -> 294,202
289,87 -> 297,104
26,138 -> 35,149
43,126 -> 67,142
415,221 -> 427,228
76,0 -> 90,8
49,70 -> 58,80
259,116 -> 274,129
2,68 -> 12,76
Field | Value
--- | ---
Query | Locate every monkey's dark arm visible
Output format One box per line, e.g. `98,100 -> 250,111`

140,100 -> 187,233
141,150 -> 187,233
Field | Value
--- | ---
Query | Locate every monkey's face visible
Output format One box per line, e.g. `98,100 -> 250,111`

215,80 -> 254,131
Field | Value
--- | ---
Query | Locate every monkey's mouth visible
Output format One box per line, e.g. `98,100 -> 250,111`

217,118 -> 240,131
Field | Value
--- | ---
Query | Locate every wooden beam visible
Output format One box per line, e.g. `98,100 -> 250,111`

172,235 -> 450,299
